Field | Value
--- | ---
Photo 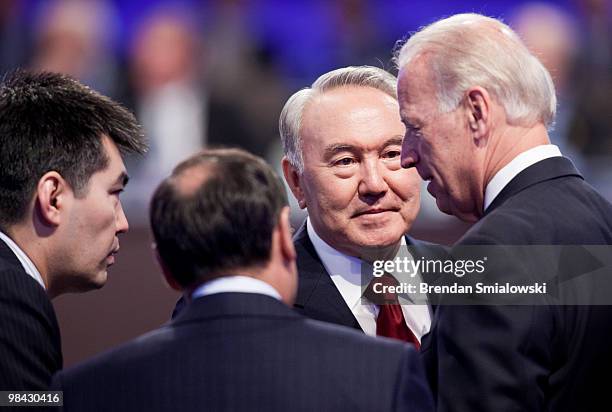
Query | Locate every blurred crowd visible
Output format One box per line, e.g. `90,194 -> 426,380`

1,0 -> 610,232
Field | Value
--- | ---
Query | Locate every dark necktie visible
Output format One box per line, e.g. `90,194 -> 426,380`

365,274 -> 421,349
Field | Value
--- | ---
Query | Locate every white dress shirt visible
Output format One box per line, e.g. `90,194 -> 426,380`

192,275 -> 282,301
0,231 -> 45,289
484,145 -> 562,211
306,217 -> 431,341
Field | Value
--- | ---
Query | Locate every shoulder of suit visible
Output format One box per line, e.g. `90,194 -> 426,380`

464,177 -> 571,245
0,266 -> 54,311
301,317 -> 412,354
0,248 -> 23,272
57,323 -> 176,383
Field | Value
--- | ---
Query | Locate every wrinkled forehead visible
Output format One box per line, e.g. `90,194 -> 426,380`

301,86 -> 403,150
305,85 -> 399,123
397,58 -> 440,118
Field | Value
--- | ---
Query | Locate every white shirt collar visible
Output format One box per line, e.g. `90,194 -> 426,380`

306,217 -> 431,339
191,275 -> 282,301
0,231 -> 46,289
484,144 -> 562,211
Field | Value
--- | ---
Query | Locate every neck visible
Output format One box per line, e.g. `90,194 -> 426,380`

483,123 -> 550,191
200,261 -> 291,305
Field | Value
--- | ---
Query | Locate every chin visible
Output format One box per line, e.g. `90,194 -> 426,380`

435,196 -> 453,216
94,271 -> 109,288
83,270 -> 108,291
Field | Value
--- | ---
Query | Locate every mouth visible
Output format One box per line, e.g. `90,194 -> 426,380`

106,247 -> 120,265
419,173 -> 435,196
352,208 -> 398,218
426,180 -> 436,197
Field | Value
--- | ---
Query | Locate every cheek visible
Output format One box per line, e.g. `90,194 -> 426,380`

90,203 -> 119,238
304,173 -> 358,212
388,169 -> 421,201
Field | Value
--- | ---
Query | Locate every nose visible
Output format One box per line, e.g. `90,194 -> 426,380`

358,159 -> 388,200
401,136 -> 419,169
116,201 -> 129,234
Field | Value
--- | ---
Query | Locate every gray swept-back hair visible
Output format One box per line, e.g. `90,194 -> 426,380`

394,13 -> 556,128
279,66 -> 397,173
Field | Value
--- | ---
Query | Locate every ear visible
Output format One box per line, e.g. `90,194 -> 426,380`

465,87 -> 491,145
153,244 -> 182,292
281,156 -> 307,209
277,206 -> 297,263
35,171 -> 71,226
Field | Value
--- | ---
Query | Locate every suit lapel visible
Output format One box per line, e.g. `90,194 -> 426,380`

404,235 -> 450,308
404,235 -> 454,353
293,223 -> 362,330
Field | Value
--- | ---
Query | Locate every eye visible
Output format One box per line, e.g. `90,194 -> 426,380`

333,157 -> 356,167
383,150 -> 401,159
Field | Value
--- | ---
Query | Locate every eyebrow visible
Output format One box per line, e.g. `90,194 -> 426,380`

322,143 -> 359,161
383,136 -> 404,148
322,136 -> 404,161
114,171 -> 130,187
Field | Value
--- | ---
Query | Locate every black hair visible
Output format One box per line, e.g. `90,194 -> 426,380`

150,148 -> 288,288
0,70 -> 146,230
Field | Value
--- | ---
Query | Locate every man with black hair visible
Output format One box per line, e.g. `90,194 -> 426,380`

52,148 -> 433,412
0,70 -> 146,390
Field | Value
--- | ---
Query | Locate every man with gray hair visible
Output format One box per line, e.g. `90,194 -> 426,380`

396,13 -> 612,411
279,65 -> 443,347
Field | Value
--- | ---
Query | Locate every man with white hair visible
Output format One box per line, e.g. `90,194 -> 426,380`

396,13 -> 612,411
279,66 -> 443,347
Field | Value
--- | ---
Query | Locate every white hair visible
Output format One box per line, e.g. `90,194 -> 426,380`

394,13 -> 557,128
279,66 -> 397,173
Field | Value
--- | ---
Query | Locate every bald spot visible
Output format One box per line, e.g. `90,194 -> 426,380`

171,164 -> 215,197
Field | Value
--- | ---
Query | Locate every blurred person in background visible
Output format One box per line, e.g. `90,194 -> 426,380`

121,10 -> 206,223
30,0 -> 121,98
203,0 -> 289,159
0,70 -> 146,390
565,0 -> 612,200
567,0 -> 612,158
329,0 -> 390,68
512,2 -> 583,170
0,0 -> 29,74
122,7 -> 261,224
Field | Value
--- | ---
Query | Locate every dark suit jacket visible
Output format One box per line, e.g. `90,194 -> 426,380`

427,157 -> 612,411
53,292 -> 434,412
0,239 -> 62,390
293,222 -> 446,331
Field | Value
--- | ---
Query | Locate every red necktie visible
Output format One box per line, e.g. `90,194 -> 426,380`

366,274 -> 421,349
